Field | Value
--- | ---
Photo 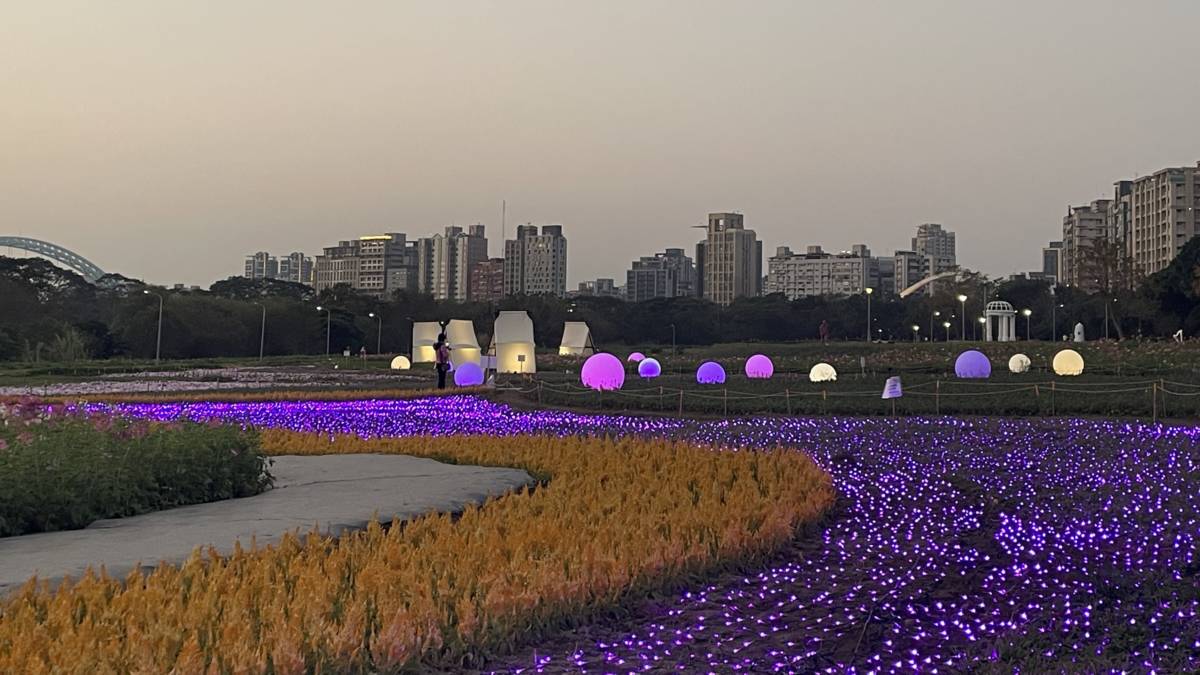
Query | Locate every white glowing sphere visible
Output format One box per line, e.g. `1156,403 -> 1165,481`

1052,349 -> 1085,376
809,362 -> 837,383
1008,354 -> 1031,374
389,356 -> 411,370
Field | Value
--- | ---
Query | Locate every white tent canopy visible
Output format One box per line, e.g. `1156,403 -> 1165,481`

559,321 -> 595,356
491,311 -> 537,374
446,319 -> 482,367
411,322 -> 442,363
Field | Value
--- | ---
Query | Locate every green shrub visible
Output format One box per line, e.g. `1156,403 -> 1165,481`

0,403 -> 272,537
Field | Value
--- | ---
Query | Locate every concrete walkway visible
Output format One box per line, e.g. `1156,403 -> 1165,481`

0,454 -> 533,595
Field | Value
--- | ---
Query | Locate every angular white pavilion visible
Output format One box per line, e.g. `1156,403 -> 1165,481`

490,311 -> 537,374
558,321 -> 596,356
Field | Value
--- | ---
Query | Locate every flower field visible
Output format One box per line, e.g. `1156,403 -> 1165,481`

0,410 -> 832,672
5,395 -> 1199,672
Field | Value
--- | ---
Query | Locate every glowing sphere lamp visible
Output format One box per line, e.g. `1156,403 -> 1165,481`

1008,353 -> 1031,374
744,354 -> 774,379
389,356 -> 411,370
809,362 -> 837,383
637,357 -> 661,379
696,361 -> 726,385
954,350 -> 991,379
1053,349 -> 1085,376
627,352 -> 646,363
453,362 -> 484,387
582,353 -> 626,391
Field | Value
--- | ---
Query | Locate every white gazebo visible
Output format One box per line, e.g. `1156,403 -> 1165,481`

984,301 -> 1018,342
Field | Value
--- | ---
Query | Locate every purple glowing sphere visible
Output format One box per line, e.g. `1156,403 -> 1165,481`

627,352 -> 646,363
637,357 -> 662,379
696,361 -> 726,385
453,362 -> 484,387
954,350 -> 992,379
581,353 -> 626,391
744,354 -> 774,379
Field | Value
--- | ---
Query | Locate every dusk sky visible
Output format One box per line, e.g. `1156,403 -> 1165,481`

3,0 -> 1199,287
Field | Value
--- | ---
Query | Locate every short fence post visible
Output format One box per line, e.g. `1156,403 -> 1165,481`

537,380 -> 543,405
678,389 -> 684,417
723,388 -> 728,416
1050,380 -> 1056,416
935,379 -> 940,415
785,388 -> 792,416
1152,382 -> 1158,423
659,385 -> 664,411
1160,378 -> 1167,419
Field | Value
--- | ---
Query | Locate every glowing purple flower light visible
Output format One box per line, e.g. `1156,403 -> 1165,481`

581,353 -> 626,391
744,354 -> 774,379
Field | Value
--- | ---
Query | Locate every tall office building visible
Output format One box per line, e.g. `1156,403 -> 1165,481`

911,223 -> 957,278
503,224 -> 568,297
313,233 -> 418,297
697,212 -> 761,306
1061,201 -> 1111,292
625,248 -> 695,302
1041,241 -> 1063,283
416,225 -> 488,301
278,252 -> 313,284
765,244 -> 879,300
243,252 -> 278,280
1127,161 -> 1200,278
469,258 -> 505,303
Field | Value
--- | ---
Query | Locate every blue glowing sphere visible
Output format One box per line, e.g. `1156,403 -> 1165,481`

696,361 -> 726,385
954,350 -> 992,379
453,362 -> 485,387
637,358 -> 662,379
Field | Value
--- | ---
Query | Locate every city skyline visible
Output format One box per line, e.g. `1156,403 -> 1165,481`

4,1 -> 1200,287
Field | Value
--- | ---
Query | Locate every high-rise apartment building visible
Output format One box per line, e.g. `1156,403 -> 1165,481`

416,225 -> 488,301
911,223 -> 957,278
313,233 -> 418,297
697,212 -> 761,306
278,252 -> 313,284
575,278 -> 623,299
503,224 -> 568,297
1061,200 -> 1111,292
765,244 -> 879,300
1127,161 -> 1200,278
625,248 -> 695,302
1041,241 -> 1063,283
243,252 -> 278,280
469,258 -> 505,303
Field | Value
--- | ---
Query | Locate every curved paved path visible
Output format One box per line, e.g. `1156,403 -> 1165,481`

0,454 -> 533,595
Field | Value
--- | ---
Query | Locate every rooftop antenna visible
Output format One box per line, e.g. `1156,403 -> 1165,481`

501,200 -> 506,249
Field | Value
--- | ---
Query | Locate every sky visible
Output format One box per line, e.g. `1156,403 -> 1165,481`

3,0 -> 1199,288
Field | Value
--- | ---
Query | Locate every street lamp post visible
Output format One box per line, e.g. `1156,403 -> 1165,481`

930,310 -> 940,339
942,321 -> 951,342
977,316 -> 986,341
316,305 -> 332,355
143,290 -> 163,364
865,288 -> 874,343
255,303 -> 266,360
956,294 -> 967,340
1022,308 -> 1032,341
669,323 -> 677,378
368,312 -> 382,355
911,324 -> 920,343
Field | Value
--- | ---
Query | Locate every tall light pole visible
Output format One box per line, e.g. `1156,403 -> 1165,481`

911,324 -> 920,342
316,305 -> 332,355
368,312 -> 382,355
668,323 -> 677,378
865,287 -> 874,343
143,289 -> 163,364
255,303 -> 266,360
956,294 -> 967,340
1022,308 -> 1032,341
942,321 -> 951,342
977,316 -> 986,341
404,315 -> 414,358
930,310 -> 940,339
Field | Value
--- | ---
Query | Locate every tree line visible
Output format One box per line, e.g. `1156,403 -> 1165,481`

3,237 -> 1199,362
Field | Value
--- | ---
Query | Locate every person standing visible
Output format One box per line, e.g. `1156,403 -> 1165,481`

434,333 -> 452,389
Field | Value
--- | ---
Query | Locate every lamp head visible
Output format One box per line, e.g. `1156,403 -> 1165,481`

942,321 -> 951,328
956,294 -> 968,302
978,317 -> 986,324
368,312 -> 376,318
1022,308 -> 1032,317
316,305 -> 323,311
865,287 -> 874,295
143,289 -> 150,295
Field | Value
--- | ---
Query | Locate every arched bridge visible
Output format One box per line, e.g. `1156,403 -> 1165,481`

0,237 -> 106,282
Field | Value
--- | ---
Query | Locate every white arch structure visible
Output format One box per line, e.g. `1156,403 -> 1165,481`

898,270 -> 960,299
0,236 -> 107,282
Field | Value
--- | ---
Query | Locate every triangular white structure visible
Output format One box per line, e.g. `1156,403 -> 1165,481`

558,321 -> 595,356
490,311 -> 537,374
446,319 -> 482,367
411,322 -> 442,363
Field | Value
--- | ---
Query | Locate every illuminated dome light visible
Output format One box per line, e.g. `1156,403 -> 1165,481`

582,353 -> 626,391
1053,349 -> 1085,376
809,362 -> 837,383
954,350 -> 992,379
627,352 -> 646,363
696,361 -> 726,385
453,362 -> 484,387
637,358 -> 661,379
744,354 -> 774,379
389,356 -> 411,370
1008,353 -> 1031,374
